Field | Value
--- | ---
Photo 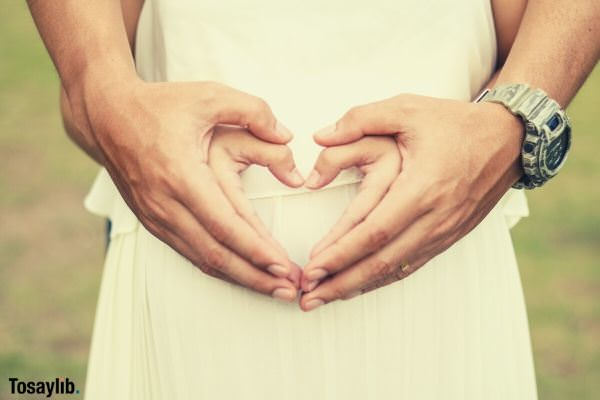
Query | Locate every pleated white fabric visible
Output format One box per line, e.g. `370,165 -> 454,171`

82,0 -> 538,398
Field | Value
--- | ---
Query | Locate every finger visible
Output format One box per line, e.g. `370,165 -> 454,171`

147,197 -> 299,301
176,162 -> 297,277
208,128 -> 301,283
148,219 -> 239,286
302,177 -> 393,292
212,168 -> 288,253
207,130 -> 297,257
238,137 -> 304,188
313,98 -> 407,146
308,149 -> 400,258
303,141 -> 370,189
306,189 -> 498,301
308,172 -> 393,259
302,174 -> 428,283
209,83 -> 293,143
299,212 -> 435,311
209,162 -> 300,283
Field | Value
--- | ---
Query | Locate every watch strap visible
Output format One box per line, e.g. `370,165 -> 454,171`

480,84 -> 562,131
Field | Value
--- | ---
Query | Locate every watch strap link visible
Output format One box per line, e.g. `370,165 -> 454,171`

482,84 -> 561,130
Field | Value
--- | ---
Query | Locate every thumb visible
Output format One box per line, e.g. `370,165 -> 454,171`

304,141 -> 367,189
242,141 -> 305,188
209,84 -> 293,144
313,101 -> 405,146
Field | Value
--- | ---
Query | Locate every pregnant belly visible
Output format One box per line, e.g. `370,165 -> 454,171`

249,182 -> 360,266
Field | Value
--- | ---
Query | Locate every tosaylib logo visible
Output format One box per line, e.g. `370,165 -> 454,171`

8,377 -> 80,397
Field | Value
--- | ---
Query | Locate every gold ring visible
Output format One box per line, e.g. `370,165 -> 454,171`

400,262 -> 410,273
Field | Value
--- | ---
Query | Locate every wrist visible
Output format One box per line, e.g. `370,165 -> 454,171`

476,83 -> 573,189
64,59 -> 140,114
66,65 -> 141,129
475,101 -> 525,184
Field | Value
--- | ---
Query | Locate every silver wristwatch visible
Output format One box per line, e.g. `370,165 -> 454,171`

475,83 -> 572,190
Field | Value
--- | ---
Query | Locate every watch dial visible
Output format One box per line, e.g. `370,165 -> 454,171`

547,113 -> 562,131
546,131 -> 569,171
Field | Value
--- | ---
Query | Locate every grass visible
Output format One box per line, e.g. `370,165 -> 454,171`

0,2 -> 598,399
511,67 -> 600,398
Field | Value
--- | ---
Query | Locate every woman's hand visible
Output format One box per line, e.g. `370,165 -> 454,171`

299,93 -> 524,311
79,78 -> 304,302
208,125 -> 306,287
299,136 -> 402,292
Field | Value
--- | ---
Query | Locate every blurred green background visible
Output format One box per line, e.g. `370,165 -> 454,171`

0,2 -> 598,399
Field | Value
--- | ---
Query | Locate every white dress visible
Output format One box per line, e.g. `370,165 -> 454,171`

83,0 -> 538,398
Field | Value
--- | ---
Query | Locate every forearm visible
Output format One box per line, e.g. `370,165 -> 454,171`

27,0 -> 137,98
50,0 -> 145,165
495,0 -> 600,107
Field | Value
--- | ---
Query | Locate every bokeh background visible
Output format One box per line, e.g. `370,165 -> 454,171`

0,2 -> 598,399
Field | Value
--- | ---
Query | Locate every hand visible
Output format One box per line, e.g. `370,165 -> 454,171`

81,78 -> 304,302
299,135 -> 402,292
299,93 -> 524,311
208,125 -> 306,286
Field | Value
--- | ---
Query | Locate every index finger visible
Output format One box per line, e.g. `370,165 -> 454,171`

302,175 -> 428,281
211,164 -> 301,286
176,161 -> 297,274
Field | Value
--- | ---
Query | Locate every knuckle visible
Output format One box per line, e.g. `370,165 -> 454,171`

366,225 -> 391,250
247,245 -> 270,267
429,213 -> 458,241
204,215 -> 234,244
197,263 -> 216,277
205,246 -> 232,272
139,217 -> 162,239
329,284 -> 347,300
369,257 -> 396,280
137,192 -> 168,222
147,196 -> 170,223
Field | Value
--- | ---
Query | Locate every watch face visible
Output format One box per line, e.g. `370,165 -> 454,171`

545,128 -> 571,171
546,113 -> 562,131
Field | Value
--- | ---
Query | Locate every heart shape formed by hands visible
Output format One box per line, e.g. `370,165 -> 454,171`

207,124 -> 402,288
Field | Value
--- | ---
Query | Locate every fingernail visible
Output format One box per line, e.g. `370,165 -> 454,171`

306,268 -> 327,281
289,168 -> 305,186
305,169 -> 320,188
304,298 -> 324,311
276,120 -> 293,141
307,280 -> 319,292
267,264 -> 291,278
272,287 -> 296,302
313,123 -> 336,139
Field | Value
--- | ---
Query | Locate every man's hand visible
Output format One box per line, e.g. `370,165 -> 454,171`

208,125 -> 306,287
299,94 -> 524,311
85,78 -> 303,302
